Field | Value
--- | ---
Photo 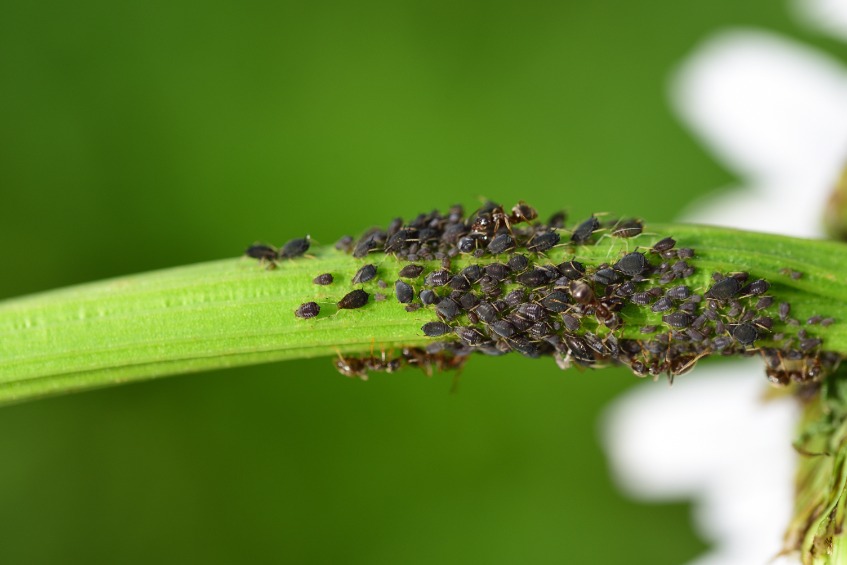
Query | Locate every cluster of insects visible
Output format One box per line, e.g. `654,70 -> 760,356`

247,201 -> 838,385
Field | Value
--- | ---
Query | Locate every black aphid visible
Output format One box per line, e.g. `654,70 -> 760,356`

455,326 -> 485,346
422,321 -> 451,337
374,293 -> 386,301
731,272 -> 750,282
517,303 -> 547,322
662,312 -> 693,328
740,279 -> 769,296
504,289 -> 526,307
435,298 -> 461,320
245,244 -> 277,261
484,263 -> 511,281
338,289 -> 369,310
558,260 -> 586,280
425,270 -> 451,287
651,297 -> 674,312
395,280 -> 414,303
614,252 -> 647,276
548,211 -> 567,228
651,237 -> 676,253
593,268 -> 620,285
679,302 -> 697,314
677,248 -> 694,259
706,277 -> 741,300
659,272 -> 676,285
611,219 -> 643,238
686,328 -> 705,342
491,320 -> 517,338
528,231 -> 560,253
457,236 -> 477,254
313,273 -> 334,285
377,280 -> 387,289
398,264 -> 424,279
565,335 -> 595,364
562,313 -> 581,332
334,235 -> 354,252
449,276 -> 470,291
731,323 -> 758,346
508,254 -> 529,272
518,269 -> 550,288
630,292 -> 653,306
541,291 -> 570,312
800,338 -> 822,352
405,304 -> 422,312
279,236 -> 311,259
756,296 -> 774,310
487,233 -> 515,255
295,301 -> 320,319
476,302 -> 501,324
754,316 -> 773,330
419,289 -> 437,305
822,317 -> 835,327
666,285 -> 691,300
352,264 -> 377,284
640,325 -> 658,334
459,292 -> 479,310
571,215 -> 600,243
461,265 -> 483,283
778,302 -> 791,321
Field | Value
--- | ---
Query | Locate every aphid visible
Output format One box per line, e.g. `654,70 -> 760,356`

666,285 -> 691,300
800,338 -> 822,352
780,268 -> 803,280
630,292 -> 653,306
478,276 -> 501,296
405,304 -> 422,312
449,276 -> 470,291
754,316 -> 773,330
662,312 -> 693,328
279,236 -> 311,259
375,293 -> 386,301
425,270 -> 451,287
730,271 -> 750,282
457,236 -> 477,254
352,264 -> 377,284
385,229 -> 415,253
692,315 -> 707,330
377,279 -> 387,289
419,289 -> 437,305
422,321 -> 451,337
651,297 -> 673,312
671,260 -> 689,274
313,273 -> 334,285
570,281 -> 595,305
807,315 -> 823,325
571,215 -> 600,244
706,277 -> 741,300
455,326 -> 485,346
659,272 -> 676,285
295,301 -> 320,319
517,269 -> 550,288
680,266 -> 695,279
565,335 -> 595,364
507,313 -> 532,332
558,260 -> 586,280
459,292 -> 479,310
395,280 -> 414,303
334,235 -> 354,252
508,336 -> 542,358
398,264 -> 424,279
541,290 -> 570,312
756,296 -> 774,310
505,289 -> 526,307
731,323 -> 758,346
562,313 -> 581,332
487,233 -> 516,255
593,268 -> 620,285
491,319 -> 517,338
686,328 -> 705,342
435,298 -> 461,320
676,248 -> 694,259
713,336 -> 732,349
778,302 -> 791,321
476,301 -> 501,324
679,302 -> 697,314
613,252 -> 647,276
461,265 -> 483,283
527,231 -> 560,253
484,263 -> 510,281
508,254 -> 529,272
822,317 -> 835,327
548,211 -> 567,229
517,303 -> 547,322
337,289 -> 369,310
245,244 -> 277,261
640,325 -> 658,334
651,237 -> 676,253
611,218 -> 643,238
616,281 -> 637,297
740,279 -> 769,296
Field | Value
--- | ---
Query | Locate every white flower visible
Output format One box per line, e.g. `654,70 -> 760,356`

602,20 -> 847,565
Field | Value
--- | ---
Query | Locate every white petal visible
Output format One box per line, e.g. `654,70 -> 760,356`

671,30 -> 847,184
792,0 -> 847,42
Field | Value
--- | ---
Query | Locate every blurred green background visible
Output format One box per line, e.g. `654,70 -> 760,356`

1,1 -> 843,563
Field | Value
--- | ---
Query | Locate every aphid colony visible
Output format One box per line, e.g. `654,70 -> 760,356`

247,201 -> 836,386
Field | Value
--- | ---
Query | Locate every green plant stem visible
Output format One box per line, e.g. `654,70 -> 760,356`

0,224 -> 846,405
